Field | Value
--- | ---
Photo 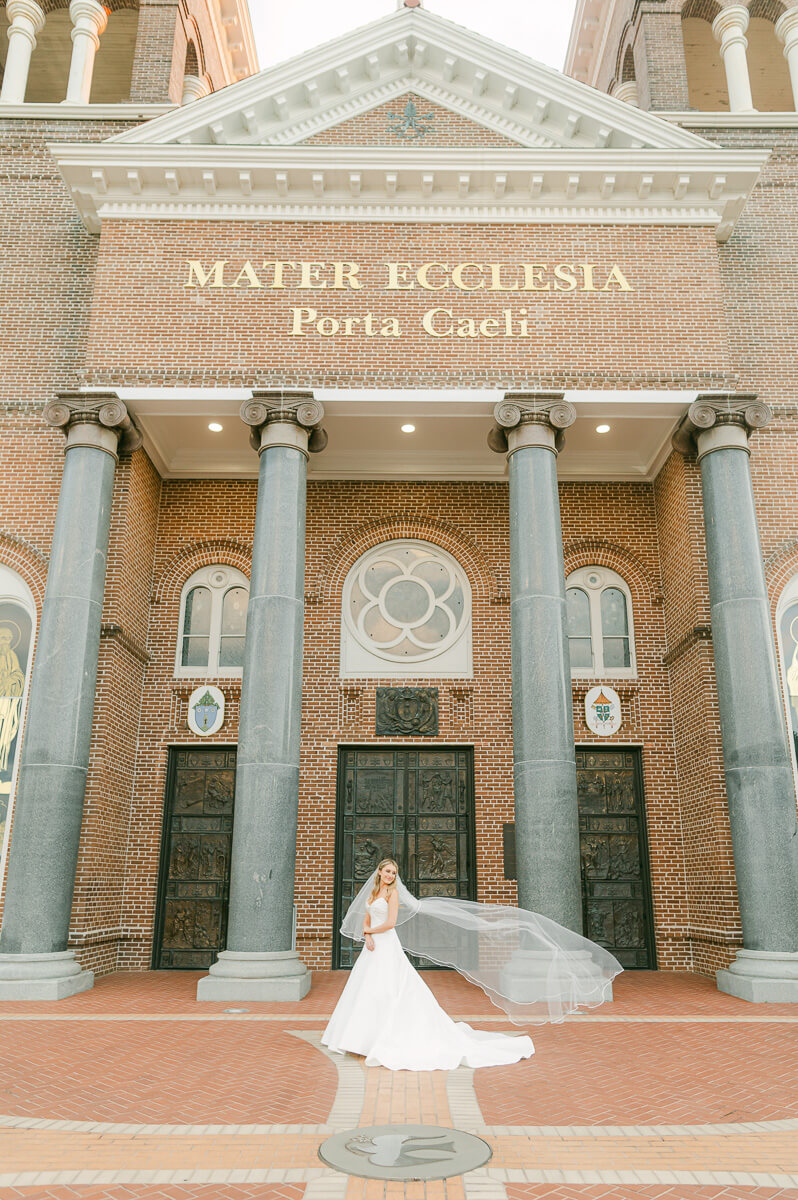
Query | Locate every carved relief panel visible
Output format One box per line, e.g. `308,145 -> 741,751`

154,747 -> 237,969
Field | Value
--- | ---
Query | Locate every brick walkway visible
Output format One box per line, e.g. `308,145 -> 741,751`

1,970 -> 798,1199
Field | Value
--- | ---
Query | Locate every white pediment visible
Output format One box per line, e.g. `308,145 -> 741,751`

49,6 -> 770,240
107,7 -> 709,153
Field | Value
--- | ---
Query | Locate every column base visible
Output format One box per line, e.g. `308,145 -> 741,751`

0,951 -> 94,1000
196,950 -> 311,1002
717,949 -> 798,1003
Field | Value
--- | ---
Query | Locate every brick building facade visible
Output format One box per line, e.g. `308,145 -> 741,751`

0,0 -> 797,1004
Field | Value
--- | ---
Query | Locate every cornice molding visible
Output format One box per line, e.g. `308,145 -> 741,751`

50,142 -> 768,240
0,102 -> 173,121
662,110 -> 798,129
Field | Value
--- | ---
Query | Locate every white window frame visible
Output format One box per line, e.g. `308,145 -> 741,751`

175,564 -> 249,678
340,539 -> 473,679
776,572 -> 798,799
566,566 -> 637,679
0,565 -> 36,906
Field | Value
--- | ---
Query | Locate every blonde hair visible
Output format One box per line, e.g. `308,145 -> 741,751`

369,858 -> 399,903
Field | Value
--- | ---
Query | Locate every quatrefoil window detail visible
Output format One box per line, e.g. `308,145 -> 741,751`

341,541 -> 472,677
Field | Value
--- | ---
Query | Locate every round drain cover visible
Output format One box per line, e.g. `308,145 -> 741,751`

319,1123 -> 492,1181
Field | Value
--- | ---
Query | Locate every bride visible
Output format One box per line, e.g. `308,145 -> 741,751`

322,858 -> 622,1072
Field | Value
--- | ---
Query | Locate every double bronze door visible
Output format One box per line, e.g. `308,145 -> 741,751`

334,747 -> 476,968
153,747 -> 236,969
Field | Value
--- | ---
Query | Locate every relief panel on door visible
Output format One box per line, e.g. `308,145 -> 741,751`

154,747 -> 236,969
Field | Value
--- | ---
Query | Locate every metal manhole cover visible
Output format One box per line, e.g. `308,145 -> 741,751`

319,1124 -> 492,1181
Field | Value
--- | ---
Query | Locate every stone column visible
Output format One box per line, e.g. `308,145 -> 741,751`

0,0 -> 45,104
181,74 -> 211,104
488,394 -> 583,933
0,394 -> 141,1000
775,9 -> 798,113
64,0 -> 108,105
673,396 -> 798,1002
713,6 -> 756,113
197,392 -> 327,1002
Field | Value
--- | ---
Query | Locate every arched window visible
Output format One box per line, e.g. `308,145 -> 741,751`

682,3 -> 729,111
0,565 -> 36,900
565,567 -> 636,677
176,565 -> 249,676
340,540 -> 472,677
777,572 -> 798,784
90,8 -> 139,103
747,12 -> 794,112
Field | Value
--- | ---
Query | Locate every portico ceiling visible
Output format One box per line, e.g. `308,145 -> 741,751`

112,388 -> 694,484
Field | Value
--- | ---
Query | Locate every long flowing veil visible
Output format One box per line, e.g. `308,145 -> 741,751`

340,873 -> 623,1025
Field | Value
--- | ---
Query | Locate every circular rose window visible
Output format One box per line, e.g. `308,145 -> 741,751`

344,541 -> 471,666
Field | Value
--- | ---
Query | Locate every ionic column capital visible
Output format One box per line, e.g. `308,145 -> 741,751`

488,392 -> 576,457
69,0 -> 108,48
44,392 -> 142,457
672,392 -> 772,460
240,390 -> 328,457
776,7 -> 798,49
713,5 -> 750,46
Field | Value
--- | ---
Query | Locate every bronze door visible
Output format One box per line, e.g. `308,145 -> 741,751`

334,747 -> 475,968
153,747 -> 236,969
577,748 -> 655,969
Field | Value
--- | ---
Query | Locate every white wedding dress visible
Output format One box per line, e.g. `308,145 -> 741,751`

322,897 -> 535,1071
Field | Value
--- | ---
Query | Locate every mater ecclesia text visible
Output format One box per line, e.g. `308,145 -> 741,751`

183,258 -> 633,338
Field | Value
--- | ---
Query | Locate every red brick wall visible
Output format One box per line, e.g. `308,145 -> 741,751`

84,221 -> 734,391
302,93 -> 523,148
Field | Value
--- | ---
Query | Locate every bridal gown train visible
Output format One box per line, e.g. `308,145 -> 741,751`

322,897 -> 535,1071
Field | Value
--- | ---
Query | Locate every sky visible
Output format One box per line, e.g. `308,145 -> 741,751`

249,1 -> 579,74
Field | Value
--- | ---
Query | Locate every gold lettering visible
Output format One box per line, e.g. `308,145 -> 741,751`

522,264 -> 550,292
422,308 -> 453,336
553,264 -> 578,292
456,316 -> 478,339
299,262 -> 327,289
381,316 -> 402,337
602,265 -> 633,291
316,315 -> 339,335
417,263 -> 450,291
332,261 -> 362,290
289,306 -> 317,335
386,262 -> 415,290
230,261 -> 262,289
487,264 -> 519,292
451,263 -> 485,291
518,307 -> 529,337
580,264 -> 598,292
185,260 -> 227,288
263,261 -> 298,289
343,316 -> 361,335
479,317 -> 500,337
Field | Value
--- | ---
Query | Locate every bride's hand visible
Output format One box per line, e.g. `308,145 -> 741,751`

365,934 -> 375,951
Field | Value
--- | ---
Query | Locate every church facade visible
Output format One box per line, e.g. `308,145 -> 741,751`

0,0 -> 797,1003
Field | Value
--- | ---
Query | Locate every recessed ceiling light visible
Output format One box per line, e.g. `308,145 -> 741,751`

401,423 -> 416,433
208,422 -> 223,432
596,424 -> 611,434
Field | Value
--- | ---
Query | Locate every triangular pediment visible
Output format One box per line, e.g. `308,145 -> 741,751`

50,6 -> 769,241
107,7 -> 710,152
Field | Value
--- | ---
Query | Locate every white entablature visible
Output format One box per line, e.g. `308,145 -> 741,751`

48,4 -> 769,240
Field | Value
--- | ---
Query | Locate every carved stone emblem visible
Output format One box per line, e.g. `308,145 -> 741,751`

375,687 -> 438,736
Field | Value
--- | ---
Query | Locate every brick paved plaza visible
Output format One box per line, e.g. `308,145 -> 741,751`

1,970 -> 797,1199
